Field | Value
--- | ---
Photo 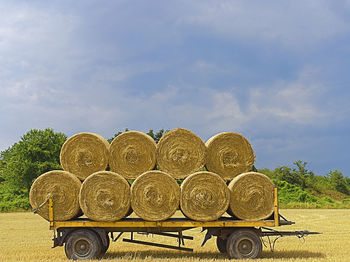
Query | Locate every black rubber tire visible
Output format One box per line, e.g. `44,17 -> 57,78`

226,229 -> 262,259
64,229 -> 102,260
216,237 -> 227,253
100,233 -> 110,256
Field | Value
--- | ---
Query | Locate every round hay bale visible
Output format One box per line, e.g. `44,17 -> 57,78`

228,172 -> 275,220
180,171 -> 230,221
109,131 -> 156,179
60,132 -> 110,180
205,132 -> 255,180
131,170 -> 180,221
79,171 -> 130,222
29,170 -> 81,221
156,128 -> 206,179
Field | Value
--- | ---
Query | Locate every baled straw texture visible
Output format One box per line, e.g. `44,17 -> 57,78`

205,132 -> 255,180
109,131 -> 156,179
79,171 -> 130,222
156,128 -> 206,179
29,170 -> 81,221
60,132 -> 110,180
131,170 -> 180,221
228,172 -> 275,221
180,171 -> 230,221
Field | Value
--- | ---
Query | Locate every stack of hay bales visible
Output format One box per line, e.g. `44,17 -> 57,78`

79,171 -> 131,222
180,171 -> 230,221
109,131 -> 156,179
60,132 -> 110,180
227,172 -> 275,220
29,128 -> 275,223
205,132 -> 255,180
131,170 -> 180,221
156,128 -> 206,179
29,170 -> 81,221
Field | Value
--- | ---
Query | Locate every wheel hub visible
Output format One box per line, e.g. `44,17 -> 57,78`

75,239 -> 91,256
238,239 -> 253,255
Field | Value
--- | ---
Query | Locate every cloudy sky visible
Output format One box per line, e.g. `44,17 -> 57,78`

1,0 -> 349,176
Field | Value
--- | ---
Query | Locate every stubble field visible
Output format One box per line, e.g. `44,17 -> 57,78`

0,209 -> 349,261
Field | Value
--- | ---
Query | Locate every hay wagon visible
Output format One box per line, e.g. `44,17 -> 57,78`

41,188 -> 319,260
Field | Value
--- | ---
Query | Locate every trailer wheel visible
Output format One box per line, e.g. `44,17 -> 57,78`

216,237 -> 227,253
100,233 -> 110,255
226,229 -> 262,259
64,229 -> 102,260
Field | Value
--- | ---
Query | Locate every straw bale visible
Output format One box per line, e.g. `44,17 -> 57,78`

228,172 -> 275,220
109,131 -> 156,179
180,171 -> 230,221
79,171 -> 130,222
130,170 -> 180,221
156,128 -> 206,179
29,170 -> 81,221
205,132 -> 255,180
60,132 -> 110,180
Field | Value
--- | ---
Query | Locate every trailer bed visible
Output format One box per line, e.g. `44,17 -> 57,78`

44,187 -> 320,260
50,216 -> 286,230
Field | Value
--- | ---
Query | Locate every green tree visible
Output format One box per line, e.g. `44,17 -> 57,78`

0,128 -> 67,194
274,165 -> 306,189
328,169 -> 349,195
146,129 -> 166,143
293,160 -> 314,177
108,128 -> 129,143
251,165 -> 258,172
345,177 -> 350,186
293,160 -> 316,189
108,128 -> 167,143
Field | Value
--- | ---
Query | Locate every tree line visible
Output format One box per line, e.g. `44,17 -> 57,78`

0,128 -> 349,211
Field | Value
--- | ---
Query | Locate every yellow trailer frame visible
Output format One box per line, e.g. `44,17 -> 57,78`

45,187 -> 318,260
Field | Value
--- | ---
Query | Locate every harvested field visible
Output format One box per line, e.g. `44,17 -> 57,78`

0,209 -> 349,261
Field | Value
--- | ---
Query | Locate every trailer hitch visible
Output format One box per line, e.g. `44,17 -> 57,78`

261,227 -> 322,252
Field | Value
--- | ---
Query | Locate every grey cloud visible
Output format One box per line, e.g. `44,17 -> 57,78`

179,0 -> 350,49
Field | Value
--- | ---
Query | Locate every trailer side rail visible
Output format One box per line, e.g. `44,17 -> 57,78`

49,188 -> 283,230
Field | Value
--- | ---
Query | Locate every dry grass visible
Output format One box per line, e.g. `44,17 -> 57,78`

0,209 -> 349,261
